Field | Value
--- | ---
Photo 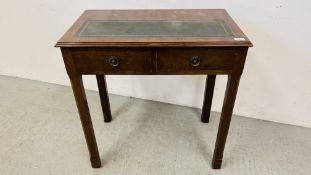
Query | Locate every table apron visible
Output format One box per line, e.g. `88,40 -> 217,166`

67,47 -> 247,75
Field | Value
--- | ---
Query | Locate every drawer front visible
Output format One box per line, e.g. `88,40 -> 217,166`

156,48 -> 236,74
71,48 -> 152,74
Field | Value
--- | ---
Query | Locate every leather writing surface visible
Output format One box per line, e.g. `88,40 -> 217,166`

77,20 -> 233,37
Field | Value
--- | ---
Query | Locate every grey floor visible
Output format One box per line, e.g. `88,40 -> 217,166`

0,75 -> 311,175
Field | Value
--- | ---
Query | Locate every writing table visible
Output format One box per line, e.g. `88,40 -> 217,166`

56,9 -> 253,169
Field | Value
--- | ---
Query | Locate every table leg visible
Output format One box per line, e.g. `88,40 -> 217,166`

70,75 -> 101,168
201,75 -> 216,123
212,74 -> 241,169
96,75 -> 112,122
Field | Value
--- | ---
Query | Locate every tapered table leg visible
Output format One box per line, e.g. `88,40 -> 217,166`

96,75 -> 112,122
70,75 -> 101,168
212,74 -> 241,169
201,75 -> 216,123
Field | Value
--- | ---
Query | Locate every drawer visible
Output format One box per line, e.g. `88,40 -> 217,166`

156,48 -> 236,73
71,48 -> 152,74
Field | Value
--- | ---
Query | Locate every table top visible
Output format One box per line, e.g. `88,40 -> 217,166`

56,9 -> 252,47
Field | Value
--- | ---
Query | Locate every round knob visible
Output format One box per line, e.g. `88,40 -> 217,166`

108,56 -> 119,67
190,56 -> 200,67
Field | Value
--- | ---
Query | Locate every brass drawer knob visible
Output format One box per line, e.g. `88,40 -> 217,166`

190,56 -> 200,67
108,56 -> 119,67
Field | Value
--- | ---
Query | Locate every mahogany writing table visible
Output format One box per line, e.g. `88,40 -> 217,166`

55,9 -> 252,169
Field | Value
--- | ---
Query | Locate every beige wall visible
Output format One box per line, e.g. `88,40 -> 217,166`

0,0 -> 310,127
